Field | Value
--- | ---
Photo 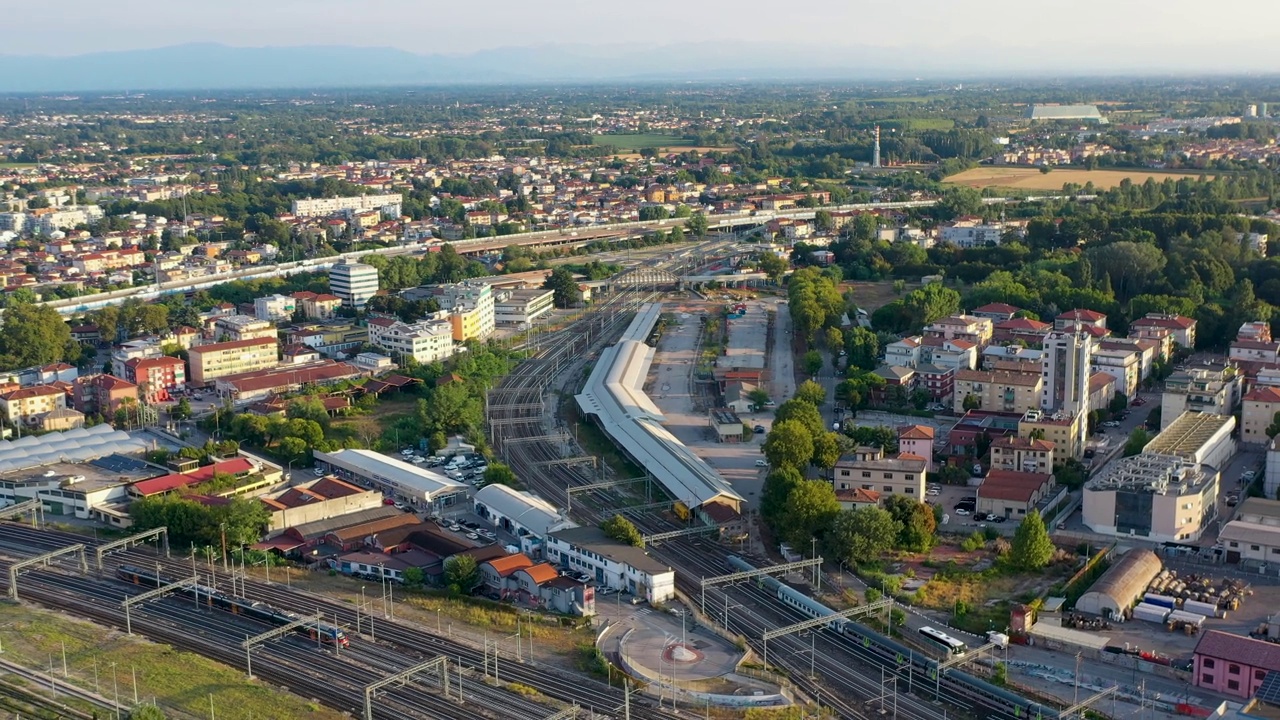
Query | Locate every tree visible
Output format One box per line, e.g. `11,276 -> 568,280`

773,399 -> 825,438
1123,427 -> 1152,457
0,303 -> 74,368
779,480 -> 841,549
1083,241 -> 1166,302
174,398 -> 192,420
685,213 -> 709,238
763,420 -> 814,470
884,495 -> 936,552
794,380 -> 826,407
543,267 -> 582,308
444,555 -> 479,595
402,566 -> 425,589
602,514 -> 644,547
1009,509 -> 1055,570
482,462 -> 519,488
823,327 -> 844,354
803,350 -> 824,376
845,327 -> 880,371
758,252 -> 789,283
747,388 -> 772,410
962,394 -> 980,411
811,431 -> 842,469
825,507 -> 900,565
761,466 -> 804,530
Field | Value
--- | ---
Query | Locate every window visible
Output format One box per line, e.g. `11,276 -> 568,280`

861,471 -> 871,478
1228,680 -> 1240,691
1229,664 -> 1240,675
905,474 -> 916,481
840,470 -> 850,477
883,473 -> 893,479
1204,659 -> 1215,669
1257,670 -> 1267,681
1202,674 -> 1213,684
862,484 -> 873,490
883,486 -> 893,492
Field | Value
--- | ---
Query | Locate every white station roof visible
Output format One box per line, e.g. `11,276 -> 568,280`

313,449 -> 466,502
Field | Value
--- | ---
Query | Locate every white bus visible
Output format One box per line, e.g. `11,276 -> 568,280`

918,626 -> 967,656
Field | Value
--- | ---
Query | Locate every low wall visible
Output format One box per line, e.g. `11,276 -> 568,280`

613,638 -> 789,709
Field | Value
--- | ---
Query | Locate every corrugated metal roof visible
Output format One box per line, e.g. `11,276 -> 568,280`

474,484 -> 575,538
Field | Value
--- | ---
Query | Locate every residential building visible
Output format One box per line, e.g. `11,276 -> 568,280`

992,318 -> 1052,346
71,374 -> 138,417
939,220 -> 1008,248
1129,314 -> 1197,350
330,262 -> 380,309
1161,366 -> 1243,431
990,436 -> 1055,475
253,294 -> 297,323
1216,498 -> 1280,565
479,553 -> 535,594
187,338 -> 279,386
834,486 -> 882,510
1083,453 -> 1218,543
897,425 -> 935,472
970,303 -> 1022,323
0,385 -> 66,426
977,470 -> 1056,520
291,194 -> 403,218
923,315 -> 993,348
366,316 -> 455,365
952,368 -> 1042,414
544,526 -> 675,604
884,336 -> 922,369
212,315 -> 276,342
831,446 -> 928,502
920,337 -> 978,371
291,291 -> 343,320
981,344 -> 1044,370
39,407 -> 84,432
1090,346 -> 1141,400
122,356 -> 186,402
915,363 -> 954,403
1088,372 -> 1117,413
494,288 -> 555,326
1100,338 -> 1159,381
1019,409 -> 1086,463
1054,309 -> 1108,333
430,281 -> 495,341
1041,331 -> 1094,415
1193,630 -> 1280,699
1242,385 -> 1280,446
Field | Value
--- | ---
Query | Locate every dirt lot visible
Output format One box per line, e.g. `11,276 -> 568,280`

845,280 -> 909,312
944,166 -> 1213,191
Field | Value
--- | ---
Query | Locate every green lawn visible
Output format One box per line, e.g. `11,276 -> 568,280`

590,133 -> 688,150
0,162 -> 36,168
326,393 -> 421,449
883,118 -> 955,131
0,604 -> 343,720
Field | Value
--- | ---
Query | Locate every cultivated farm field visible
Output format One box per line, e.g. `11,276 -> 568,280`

944,166 -> 1212,191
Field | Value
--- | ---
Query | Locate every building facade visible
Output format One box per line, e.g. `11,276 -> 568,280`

366,317 -> 455,365
831,446 -> 928,502
952,368 -> 1042,414
1242,385 -> 1280,446
494,288 -> 555,326
187,338 -> 279,386
0,385 -> 66,425
1161,366 -> 1243,431
212,315 -> 277,342
122,356 -> 186,402
1083,453 -> 1218,543
330,262 -> 380,309
253,294 -> 298,322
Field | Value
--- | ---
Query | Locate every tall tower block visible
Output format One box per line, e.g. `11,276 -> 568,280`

872,125 -> 882,168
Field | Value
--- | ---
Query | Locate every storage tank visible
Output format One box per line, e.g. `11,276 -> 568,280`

1132,603 -> 1171,624
1144,593 -> 1178,609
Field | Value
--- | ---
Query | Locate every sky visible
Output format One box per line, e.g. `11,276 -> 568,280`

7,0 -> 1280,71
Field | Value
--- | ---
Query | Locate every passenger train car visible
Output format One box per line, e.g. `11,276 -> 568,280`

725,556 -> 1058,720
116,565 -> 349,648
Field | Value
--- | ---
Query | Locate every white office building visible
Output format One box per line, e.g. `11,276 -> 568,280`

365,317 -> 455,364
330,262 -> 379,309
291,194 -> 403,218
253,294 -> 298,323
545,526 -> 676,604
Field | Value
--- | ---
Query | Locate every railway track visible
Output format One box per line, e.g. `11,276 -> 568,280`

0,522 -> 672,720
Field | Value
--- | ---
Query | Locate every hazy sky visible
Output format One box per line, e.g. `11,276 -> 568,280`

9,0 -> 1280,68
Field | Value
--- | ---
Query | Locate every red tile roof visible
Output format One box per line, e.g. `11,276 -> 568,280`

898,425 -> 935,440
1195,630 -> 1280,672
131,458 -> 256,497
519,563 -> 560,585
1057,308 -> 1106,321
974,303 -> 1021,314
1245,385 -> 1280,403
485,553 -> 534,577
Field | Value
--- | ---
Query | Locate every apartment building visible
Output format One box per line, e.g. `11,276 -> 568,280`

939,220 -> 1008,248
212,315 -> 277,342
71,374 -> 138,417
291,291 -> 342,320
366,317 -> 455,364
990,436 -> 1055,474
283,321 -> 368,358
432,281 -> 495,341
0,385 -> 66,425
832,446 -> 928,502
330,262 -> 379,309
923,315 -> 993,348
1161,366 -> 1243,431
1242,385 -> 1280,446
884,336 -> 922,368
291,193 -> 403,218
1019,409 -> 1086,463
1090,346 -> 1141,399
1129,313 -> 1197,350
253,294 -> 298,323
122,356 -> 186,402
952,368 -> 1042,414
1054,309 -> 1108,333
188,338 -> 279,386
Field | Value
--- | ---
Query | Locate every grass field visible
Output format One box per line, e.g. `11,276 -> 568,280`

590,133 -> 687,150
944,166 -> 1212,192
883,118 -> 955,131
0,603 -> 342,720
326,394 -> 420,448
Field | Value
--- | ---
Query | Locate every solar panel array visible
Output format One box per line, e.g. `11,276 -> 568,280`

1255,669 -> 1280,706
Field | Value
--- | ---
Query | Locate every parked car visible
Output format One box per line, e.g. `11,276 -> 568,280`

755,459 -> 769,467
1101,420 -> 1121,428
955,508 -> 971,516
1243,470 -> 1258,482
754,425 -> 766,433
927,487 -> 939,496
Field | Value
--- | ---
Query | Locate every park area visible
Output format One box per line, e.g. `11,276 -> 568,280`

591,133 -> 734,158
944,166 -> 1212,192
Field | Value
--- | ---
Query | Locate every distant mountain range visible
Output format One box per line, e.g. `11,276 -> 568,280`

0,42 -> 1270,93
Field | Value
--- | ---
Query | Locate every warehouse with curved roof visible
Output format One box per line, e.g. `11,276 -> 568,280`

575,304 -> 745,513
1075,548 -> 1162,619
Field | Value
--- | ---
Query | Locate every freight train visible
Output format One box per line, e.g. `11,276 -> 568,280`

116,565 -> 349,648
726,555 -> 1060,720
